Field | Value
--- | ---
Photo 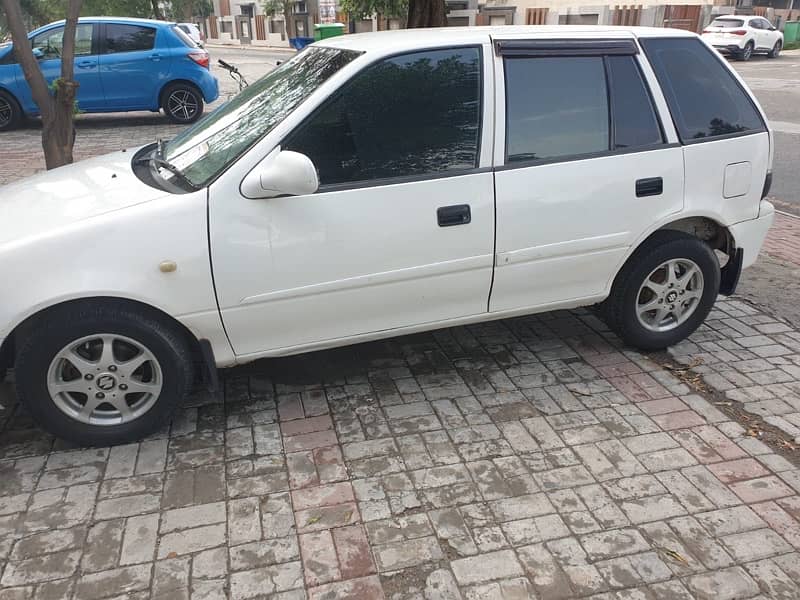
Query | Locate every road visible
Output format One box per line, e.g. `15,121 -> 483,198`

731,52 -> 800,216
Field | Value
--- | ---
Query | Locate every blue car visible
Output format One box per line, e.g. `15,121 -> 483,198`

0,17 -> 219,131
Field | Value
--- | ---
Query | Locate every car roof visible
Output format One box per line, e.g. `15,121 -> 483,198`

31,16 -> 175,34
317,25 -> 696,53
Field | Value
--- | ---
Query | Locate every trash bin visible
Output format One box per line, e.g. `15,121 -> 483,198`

784,21 -> 799,44
313,23 -> 346,41
288,37 -> 315,50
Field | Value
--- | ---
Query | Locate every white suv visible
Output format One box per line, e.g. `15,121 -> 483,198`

0,26 -> 775,444
702,15 -> 783,61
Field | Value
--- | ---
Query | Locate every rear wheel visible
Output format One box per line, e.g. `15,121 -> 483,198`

739,41 -> 754,61
162,83 -> 204,124
0,90 -> 23,132
15,303 -> 194,445
601,231 -> 720,351
768,40 -> 782,59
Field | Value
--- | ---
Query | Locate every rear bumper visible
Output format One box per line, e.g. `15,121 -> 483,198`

712,44 -> 745,53
196,71 -> 220,103
730,200 -> 775,269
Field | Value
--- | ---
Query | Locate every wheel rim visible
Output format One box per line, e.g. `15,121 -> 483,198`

167,89 -> 199,121
635,259 -> 705,333
47,334 -> 163,426
0,97 -> 12,128
744,44 -> 753,59
774,42 -> 781,56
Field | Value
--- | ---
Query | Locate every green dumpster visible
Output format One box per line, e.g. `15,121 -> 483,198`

314,23 -> 346,41
784,21 -> 799,44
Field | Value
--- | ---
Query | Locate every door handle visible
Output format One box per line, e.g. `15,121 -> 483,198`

77,60 -> 93,68
636,177 -> 663,198
437,204 -> 471,227
150,53 -> 161,61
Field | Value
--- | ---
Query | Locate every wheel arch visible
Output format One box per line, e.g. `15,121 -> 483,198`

158,79 -> 204,108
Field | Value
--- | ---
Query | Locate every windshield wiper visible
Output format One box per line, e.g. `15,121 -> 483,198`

135,150 -> 198,191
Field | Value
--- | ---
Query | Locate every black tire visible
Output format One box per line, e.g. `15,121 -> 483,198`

739,41 -> 755,61
0,90 -> 23,132
601,231 -> 721,351
161,82 -> 204,124
768,40 -> 782,59
14,302 -> 194,446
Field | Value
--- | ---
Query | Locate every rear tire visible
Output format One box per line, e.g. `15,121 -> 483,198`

601,231 -> 720,351
0,90 -> 23,132
739,41 -> 754,61
768,40 -> 782,59
14,302 -> 194,446
162,82 -> 204,124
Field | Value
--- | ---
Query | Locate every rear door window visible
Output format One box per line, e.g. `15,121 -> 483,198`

102,24 -> 156,53
640,37 -> 765,142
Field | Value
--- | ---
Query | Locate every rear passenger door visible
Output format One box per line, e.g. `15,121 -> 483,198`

489,37 -> 685,313
98,23 -> 162,110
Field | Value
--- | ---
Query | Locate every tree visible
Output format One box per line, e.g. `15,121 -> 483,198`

406,0 -> 445,27
263,0 -> 295,38
2,0 -> 83,168
339,0 -> 406,21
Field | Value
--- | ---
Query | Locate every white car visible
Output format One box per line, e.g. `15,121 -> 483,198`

702,15 -> 783,61
177,22 -> 205,47
0,26 -> 775,445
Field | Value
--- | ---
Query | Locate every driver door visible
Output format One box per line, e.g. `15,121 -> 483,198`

209,45 -> 496,357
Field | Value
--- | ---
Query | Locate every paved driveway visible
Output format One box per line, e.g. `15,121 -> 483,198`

1,46 -> 800,600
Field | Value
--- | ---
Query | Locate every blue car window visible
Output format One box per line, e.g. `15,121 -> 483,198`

31,24 -> 94,60
102,24 -> 156,54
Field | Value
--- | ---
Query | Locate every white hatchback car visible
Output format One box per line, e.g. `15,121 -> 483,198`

0,26 -> 775,445
702,15 -> 783,61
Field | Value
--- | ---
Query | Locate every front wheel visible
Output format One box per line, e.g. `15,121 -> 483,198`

601,231 -> 720,351
14,303 -> 194,445
768,40 -> 782,59
162,83 -> 204,124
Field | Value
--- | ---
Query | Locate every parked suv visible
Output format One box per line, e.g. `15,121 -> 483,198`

0,17 -> 219,131
702,15 -> 783,61
0,27 -> 774,444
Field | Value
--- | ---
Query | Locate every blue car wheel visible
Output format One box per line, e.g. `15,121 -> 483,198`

0,90 -> 22,132
161,82 -> 204,124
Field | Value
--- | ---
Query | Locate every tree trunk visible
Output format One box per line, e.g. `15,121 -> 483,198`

407,0 -> 447,27
151,0 -> 164,20
283,0 -> 295,37
1,0 -> 82,169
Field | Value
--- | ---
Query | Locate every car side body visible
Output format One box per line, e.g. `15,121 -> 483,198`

701,15 -> 784,60
0,17 -> 218,129
0,26 -> 776,444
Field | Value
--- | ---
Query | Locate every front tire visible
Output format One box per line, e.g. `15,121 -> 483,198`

15,302 -> 193,446
0,90 -> 23,132
601,231 -> 720,351
162,83 -> 204,124
739,41 -> 754,61
768,40 -> 782,59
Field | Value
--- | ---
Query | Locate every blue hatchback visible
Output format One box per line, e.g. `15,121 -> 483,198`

0,17 -> 219,131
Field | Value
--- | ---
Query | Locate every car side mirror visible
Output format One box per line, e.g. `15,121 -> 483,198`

769,26 -> 777,31
241,149 -> 319,199
32,47 -> 44,59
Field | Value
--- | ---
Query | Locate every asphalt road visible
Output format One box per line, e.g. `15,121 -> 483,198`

731,51 -> 800,216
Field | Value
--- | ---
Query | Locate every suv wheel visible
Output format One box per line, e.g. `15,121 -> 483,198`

162,83 -> 204,124
0,90 -> 23,132
739,41 -> 754,61
768,40 -> 782,59
601,231 -> 720,351
15,303 -> 193,446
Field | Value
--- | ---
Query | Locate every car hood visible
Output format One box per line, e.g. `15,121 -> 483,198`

0,149 -> 170,247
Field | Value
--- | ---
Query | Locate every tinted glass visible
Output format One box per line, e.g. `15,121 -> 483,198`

641,38 -> 764,142
710,18 -> 744,27
749,19 -> 763,29
607,56 -> 663,149
505,56 -> 608,162
284,48 -> 481,186
103,24 -> 156,53
32,24 -> 93,59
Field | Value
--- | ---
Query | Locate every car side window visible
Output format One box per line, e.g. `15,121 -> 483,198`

607,55 -> 664,149
283,47 -> 482,187
32,24 -> 94,60
103,24 -> 157,54
504,56 -> 609,162
640,37 -> 765,142
749,19 -> 761,29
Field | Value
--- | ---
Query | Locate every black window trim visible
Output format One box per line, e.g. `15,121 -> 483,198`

281,43 -> 487,193
98,22 -> 158,55
501,50 -> 669,169
639,36 -> 767,146
496,38 -> 639,57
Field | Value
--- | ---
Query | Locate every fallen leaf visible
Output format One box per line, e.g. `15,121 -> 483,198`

305,515 -> 321,526
660,547 -> 689,565
343,510 -> 354,523
167,552 -> 178,559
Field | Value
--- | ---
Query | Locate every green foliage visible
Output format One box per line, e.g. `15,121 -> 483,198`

339,0 -> 407,19
261,0 -> 290,17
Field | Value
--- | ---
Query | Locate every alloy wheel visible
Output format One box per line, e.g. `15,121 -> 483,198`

167,89 -> 199,121
0,97 -> 12,129
635,258 -> 705,333
46,334 -> 163,426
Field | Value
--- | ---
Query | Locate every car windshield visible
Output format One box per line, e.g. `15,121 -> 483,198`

710,18 -> 744,28
163,46 -> 361,187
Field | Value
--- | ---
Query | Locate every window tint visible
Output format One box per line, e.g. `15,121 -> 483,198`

32,24 -> 94,59
750,19 -> 763,29
284,47 -> 481,186
641,38 -> 764,142
607,56 -> 663,149
103,24 -> 156,53
505,56 -> 608,162
710,18 -> 744,28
